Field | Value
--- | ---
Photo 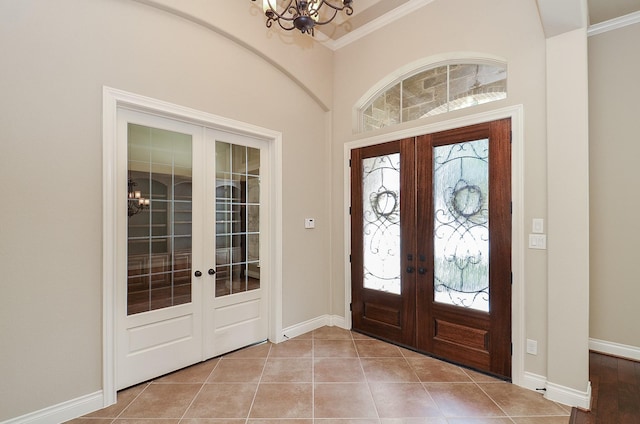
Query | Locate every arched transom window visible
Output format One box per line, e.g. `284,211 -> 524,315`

360,61 -> 507,132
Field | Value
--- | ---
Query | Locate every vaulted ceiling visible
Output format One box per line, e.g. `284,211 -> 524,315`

313,0 -> 640,41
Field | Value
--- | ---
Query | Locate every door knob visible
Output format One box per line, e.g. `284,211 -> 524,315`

406,266 -> 415,274
208,268 -> 216,275
194,270 -> 202,277
418,267 -> 427,275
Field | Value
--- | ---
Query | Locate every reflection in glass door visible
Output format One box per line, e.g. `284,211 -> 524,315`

127,123 -> 193,315
214,141 -> 261,297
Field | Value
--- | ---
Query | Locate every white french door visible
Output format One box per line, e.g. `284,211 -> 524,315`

116,109 -> 268,390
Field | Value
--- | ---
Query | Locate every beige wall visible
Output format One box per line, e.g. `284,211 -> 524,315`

0,0 -> 605,420
331,0 -> 550,378
589,22 -> 640,349
546,27 -> 590,394
0,0 -> 332,420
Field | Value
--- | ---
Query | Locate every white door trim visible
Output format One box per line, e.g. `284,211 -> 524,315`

102,86 -> 283,407
343,104 -> 525,387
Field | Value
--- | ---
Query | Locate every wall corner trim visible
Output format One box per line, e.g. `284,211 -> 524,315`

0,391 -> 104,424
589,338 -> 640,362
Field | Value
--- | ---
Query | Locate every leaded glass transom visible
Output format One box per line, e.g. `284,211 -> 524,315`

362,62 -> 507,132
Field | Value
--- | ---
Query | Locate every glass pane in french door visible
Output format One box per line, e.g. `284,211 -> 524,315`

432,138 -> 489,312
215,141 -> 260,297
362,153 -> 401,295
127,123 -> 193,315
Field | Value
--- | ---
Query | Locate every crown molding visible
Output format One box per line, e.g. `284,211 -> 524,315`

322,0 -> 436,50
588,10 -> 640,36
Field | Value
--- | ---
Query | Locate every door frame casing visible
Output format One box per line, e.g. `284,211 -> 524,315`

343,105 -> 525,387
102,86 -> 283,407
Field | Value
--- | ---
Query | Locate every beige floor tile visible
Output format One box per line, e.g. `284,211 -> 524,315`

445,418 -> 514,423
250,383 -> 313,418
268,338 -> 313,357
180,420 -> 246,424
361,358 -> 419,382
119,383 -> 202,419
261,357 -> 313,382
71,327 -> 577,424
350,332 -> 375,340
314,383 -> 378,419
355,339 -> 403,357
461,368 -> 507,383
369,382 -> 442,418
314,358 -> 366,382
183,383 -> 257,419
155,358 -> 219,383
84,383 -> 149,418
478,383 -> 570,417
224,342 -> 271,359
313,327 -> 354,340
406,357 -> 472,383
424,383 -> 506,418
511,417 -> 571,424
314,339 -> 359,358
379,419 -> 448,424
207,358 -> 265,382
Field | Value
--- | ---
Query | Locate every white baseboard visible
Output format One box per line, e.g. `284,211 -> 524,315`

546,380 -> 592,410
1,391 -> 104,424
521,371 -> 548,392
589,338 -> 640,361
281,314 -> 349,341
520,372 -> 591,409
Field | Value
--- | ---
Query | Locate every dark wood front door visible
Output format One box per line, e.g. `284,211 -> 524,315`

351,119 -> 512,379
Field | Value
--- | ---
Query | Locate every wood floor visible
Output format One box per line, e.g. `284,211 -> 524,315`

571,351 -> 640,424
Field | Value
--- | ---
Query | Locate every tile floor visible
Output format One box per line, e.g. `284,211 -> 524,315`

68,327 -> 571,424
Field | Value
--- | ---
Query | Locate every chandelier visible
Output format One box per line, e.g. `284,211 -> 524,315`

128,178 -> 150,217
252,0 -> 354,36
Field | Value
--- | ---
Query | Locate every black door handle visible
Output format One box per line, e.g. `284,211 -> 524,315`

194,270 -> 202,277
418,267 -> 426,275
406,266 -> 415,274
208,268 -> 216,275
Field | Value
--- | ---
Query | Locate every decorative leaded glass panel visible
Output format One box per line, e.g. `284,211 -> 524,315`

362,153 -> 401,295
433,139 -> 489,312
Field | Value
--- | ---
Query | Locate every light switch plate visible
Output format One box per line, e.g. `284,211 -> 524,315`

528,234 -> 547,249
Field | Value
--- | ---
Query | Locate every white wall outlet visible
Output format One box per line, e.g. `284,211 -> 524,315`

526,339 -> 538,355
304,218 -> 315,229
